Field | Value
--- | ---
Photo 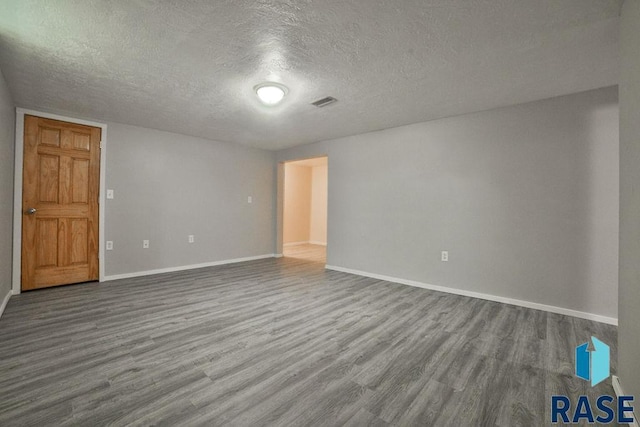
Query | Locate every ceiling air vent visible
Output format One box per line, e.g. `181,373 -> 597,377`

311,96 -> 337,108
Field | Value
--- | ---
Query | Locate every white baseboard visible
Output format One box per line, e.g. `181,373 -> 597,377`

283,241 -> 326,247
0,290 -> 12,320
283,241 -> 309,247
103,254 -> 276,281
613,376 -> 639,427
274,254 -> 284,258
324,265 -> 618,325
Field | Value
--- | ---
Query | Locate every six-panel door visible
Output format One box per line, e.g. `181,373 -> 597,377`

21,115 -> 101,290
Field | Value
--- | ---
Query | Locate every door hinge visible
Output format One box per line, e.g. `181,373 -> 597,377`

99,140 -> 103,149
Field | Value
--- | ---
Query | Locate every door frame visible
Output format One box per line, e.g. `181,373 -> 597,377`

276,155 -> 329,261
12,108 -> 108,294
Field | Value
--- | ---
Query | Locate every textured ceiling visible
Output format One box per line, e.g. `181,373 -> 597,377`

0,0 -> 621,150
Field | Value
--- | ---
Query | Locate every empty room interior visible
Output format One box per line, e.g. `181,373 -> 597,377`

0,1 -> 639,426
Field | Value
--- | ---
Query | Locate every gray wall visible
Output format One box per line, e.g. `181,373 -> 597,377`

277,87 -> 619,319
0,68 -> 14,301
618,0 -> 640,400
104,122 -> 275,276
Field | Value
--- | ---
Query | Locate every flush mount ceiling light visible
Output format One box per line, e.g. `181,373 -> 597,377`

255,82 -> 287,106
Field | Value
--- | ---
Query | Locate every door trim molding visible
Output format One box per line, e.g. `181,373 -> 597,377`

12,108 -> 108,294
0,289 -> 12,319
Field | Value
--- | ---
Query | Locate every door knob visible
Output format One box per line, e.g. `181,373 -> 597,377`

26,208 -> 37,214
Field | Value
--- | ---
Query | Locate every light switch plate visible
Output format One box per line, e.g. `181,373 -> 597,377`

143,240 -> 149,249
248,196 -> 253,204
106,189 -> 114,199
188,235 -> 195,243
106,241 -> 113,250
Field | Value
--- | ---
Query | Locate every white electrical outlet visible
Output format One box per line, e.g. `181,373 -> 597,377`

106,241 -> 113,250
441,251 -> 449,262
188,235 -> 195,243
143,240 -> 150,249
106,189 -> 114,199
248,196 -> 253,204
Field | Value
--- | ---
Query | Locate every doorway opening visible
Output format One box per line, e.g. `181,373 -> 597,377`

281,156 -> 328,264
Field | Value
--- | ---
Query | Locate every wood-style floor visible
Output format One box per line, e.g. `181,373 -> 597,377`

0,244 -> 618,426
283,243 -> 327,263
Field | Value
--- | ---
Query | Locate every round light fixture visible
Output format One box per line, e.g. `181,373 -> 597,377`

255,83 -> 287,106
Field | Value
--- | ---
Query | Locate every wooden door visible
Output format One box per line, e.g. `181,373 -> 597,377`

21,115 -> 101,290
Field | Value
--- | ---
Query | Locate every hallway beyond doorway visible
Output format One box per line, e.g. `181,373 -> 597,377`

283,243 -> 326,264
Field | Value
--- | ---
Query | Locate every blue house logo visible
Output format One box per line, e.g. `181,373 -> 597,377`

575,337 -> 610,386
550,337 -> 633,424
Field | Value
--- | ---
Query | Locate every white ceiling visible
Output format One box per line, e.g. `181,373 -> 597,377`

0,1 -> 621,151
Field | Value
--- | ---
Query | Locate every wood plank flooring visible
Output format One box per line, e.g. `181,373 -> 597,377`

0,245 -> 618,426
283,243 -> 327,263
